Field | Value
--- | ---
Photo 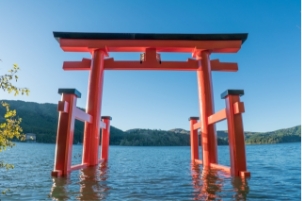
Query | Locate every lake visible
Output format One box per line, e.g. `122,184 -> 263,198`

0,142 -> 300,200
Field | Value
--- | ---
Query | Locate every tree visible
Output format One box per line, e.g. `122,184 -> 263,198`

0,63 -> 29,169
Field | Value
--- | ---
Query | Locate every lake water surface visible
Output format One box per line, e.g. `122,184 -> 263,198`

0,143 -> 300,200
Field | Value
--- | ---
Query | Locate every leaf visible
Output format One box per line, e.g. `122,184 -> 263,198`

0,64 -> 29,169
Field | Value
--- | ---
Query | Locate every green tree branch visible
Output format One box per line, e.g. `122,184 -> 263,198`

0,63 -> 29,170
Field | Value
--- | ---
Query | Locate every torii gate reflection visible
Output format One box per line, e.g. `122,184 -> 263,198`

51,32 -> 250,179
50,165 -> 109,200
191,165 -> 249,200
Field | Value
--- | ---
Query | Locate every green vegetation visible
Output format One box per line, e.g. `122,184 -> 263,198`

120,129 -> 191,146
244,126 -> 301,144
0,64 -> 29,170
0,100 -> 300,146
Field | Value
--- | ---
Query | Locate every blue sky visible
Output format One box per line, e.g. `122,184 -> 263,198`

0,1 -> 300,132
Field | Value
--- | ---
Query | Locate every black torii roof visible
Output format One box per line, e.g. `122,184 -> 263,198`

53,32 -> 248,44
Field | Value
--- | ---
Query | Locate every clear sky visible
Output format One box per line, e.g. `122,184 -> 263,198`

0,1 -> 300,132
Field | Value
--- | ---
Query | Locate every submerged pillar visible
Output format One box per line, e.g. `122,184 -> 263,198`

101,116 -> 112,162
222,89 -> 250,178
189,117 -> 200,164
52,89 -> 81,177
196,50 -> 218,167
83,49 -> 106,166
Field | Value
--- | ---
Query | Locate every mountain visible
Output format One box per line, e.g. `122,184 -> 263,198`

244,126 -> 301,144
0,100 -> 300,145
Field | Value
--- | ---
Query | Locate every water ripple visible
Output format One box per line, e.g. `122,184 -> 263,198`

0,143 -> 300,200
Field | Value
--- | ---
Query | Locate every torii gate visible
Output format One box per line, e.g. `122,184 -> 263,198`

51,32 -> 250,178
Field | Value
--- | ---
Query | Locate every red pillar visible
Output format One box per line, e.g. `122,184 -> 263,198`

83,49 -> 106,166
196,50 -> 218,167
52,89 -> 81,177
222,89 -> 250,178
189,117 -> 199,163
101,116 -> 111,162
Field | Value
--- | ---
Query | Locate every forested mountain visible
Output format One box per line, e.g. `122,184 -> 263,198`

0,100 -> 300,145
244,125 -> 301,144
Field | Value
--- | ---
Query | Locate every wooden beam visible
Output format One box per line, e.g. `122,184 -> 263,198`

100,120 -> 106,129
210,59 -> 238,72
57,101 -> 69,113
74,107 -> 92,123
70,163 -> 88,171
195,159 -> 203,165
210,163 -> 231,173
233,102 -> 245,114
104,58 -> 198,71
193,122 -> 201,130
60,39 -> 242,53
208,109 -> 226,125
63,58 -> 91,71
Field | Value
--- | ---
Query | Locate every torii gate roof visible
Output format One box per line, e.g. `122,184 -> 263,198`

54,32 -> 247,43
53,32 -> 248,53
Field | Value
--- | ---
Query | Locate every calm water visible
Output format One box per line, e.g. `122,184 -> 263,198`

0,143 -> 300,200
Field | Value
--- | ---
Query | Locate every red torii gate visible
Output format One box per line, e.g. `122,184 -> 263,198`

51,32 -> 250,178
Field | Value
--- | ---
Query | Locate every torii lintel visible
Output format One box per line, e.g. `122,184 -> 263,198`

51,32 -> 250,178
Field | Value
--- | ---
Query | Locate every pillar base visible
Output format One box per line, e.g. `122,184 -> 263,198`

51,170 -> 62,177
240,171 -> 251,178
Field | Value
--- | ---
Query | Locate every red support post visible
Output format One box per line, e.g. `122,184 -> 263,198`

53,32 -> 249,178
196,50 -> 218,168
221,89 -> 250,178
52,89 -> 81,177
189,117 -> 200,163
83,49 -> 106,166
101,116 -> 112,162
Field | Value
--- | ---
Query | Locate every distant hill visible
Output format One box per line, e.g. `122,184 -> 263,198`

244,125 -> 301,144
168,128 -> 230,138
0,100 -> 300,146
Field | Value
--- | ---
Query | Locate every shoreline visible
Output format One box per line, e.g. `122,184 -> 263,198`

17,141 -> 301,146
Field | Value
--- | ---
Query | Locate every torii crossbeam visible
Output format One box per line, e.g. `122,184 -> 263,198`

51,32 -> 250,178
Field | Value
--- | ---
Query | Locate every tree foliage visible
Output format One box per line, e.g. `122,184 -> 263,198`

0,64 -> 29,96
0,63 -> 29,169
245,126 -> 301,144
